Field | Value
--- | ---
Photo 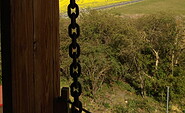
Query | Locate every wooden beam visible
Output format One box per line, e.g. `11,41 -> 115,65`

1,0 -> 59,113
33,0 -> 60,112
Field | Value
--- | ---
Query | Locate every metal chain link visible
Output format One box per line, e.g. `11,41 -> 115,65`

68,0 -> 82,112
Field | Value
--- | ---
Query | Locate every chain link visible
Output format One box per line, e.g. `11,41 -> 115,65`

68,0 -> 82,112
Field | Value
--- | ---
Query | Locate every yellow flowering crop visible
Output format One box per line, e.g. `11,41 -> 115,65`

59,0 -> 130,12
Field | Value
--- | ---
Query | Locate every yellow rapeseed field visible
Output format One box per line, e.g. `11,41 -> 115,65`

59,0 -> 130,12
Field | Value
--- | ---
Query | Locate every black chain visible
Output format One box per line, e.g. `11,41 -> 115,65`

59,97 -> 91,113
68,0 -> 82,113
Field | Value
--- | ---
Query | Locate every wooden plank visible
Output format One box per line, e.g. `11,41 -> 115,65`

52,0 -> 60,112
1,0 -> 59,113
33,0 -> 59,112
10,0 -> 35,113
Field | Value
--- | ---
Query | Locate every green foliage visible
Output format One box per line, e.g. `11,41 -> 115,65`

60,10 -> 185,111
134,13 -> 185,102
116,81 -> 135,93
102,102 -> 110,109
113,98 -> 161,113
114,105 -> 128,113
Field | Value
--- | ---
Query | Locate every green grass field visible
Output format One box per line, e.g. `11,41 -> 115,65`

109,0 -> 185,15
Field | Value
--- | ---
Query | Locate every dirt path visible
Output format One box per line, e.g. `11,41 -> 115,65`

93,0 -> 144,10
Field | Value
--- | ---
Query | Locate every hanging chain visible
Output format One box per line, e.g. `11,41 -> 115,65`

68,0 -> 82,112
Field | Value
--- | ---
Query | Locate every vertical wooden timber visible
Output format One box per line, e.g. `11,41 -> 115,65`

1,0 -> 13,112
34,0 -> 60,112
1,0 -> 60,113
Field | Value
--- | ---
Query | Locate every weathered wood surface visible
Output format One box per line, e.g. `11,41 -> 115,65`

1,0 -> 60,113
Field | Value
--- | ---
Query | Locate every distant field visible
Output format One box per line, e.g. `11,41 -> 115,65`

59,0 -> 131,12
109,0 -> 185,15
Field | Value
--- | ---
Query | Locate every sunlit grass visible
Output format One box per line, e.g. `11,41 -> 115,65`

109,0 -> 185,15
59,0 -> 131,12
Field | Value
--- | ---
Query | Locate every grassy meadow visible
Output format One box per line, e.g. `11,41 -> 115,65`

59,0 -> 131,12
109,0 -> 185,15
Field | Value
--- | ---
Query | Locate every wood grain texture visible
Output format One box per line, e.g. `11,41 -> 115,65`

11,1 -> 35,113
34,0 -> 59,112
1,0 -> 59,113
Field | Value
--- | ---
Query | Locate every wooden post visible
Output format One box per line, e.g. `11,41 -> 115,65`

54,87 -> 70,113
1,0 -> 60,113
61,87 -> 70,113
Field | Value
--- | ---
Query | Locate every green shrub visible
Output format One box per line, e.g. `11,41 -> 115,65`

60,10 -> 185,106
113,105 -> 128,113
102,102 -> 110,109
